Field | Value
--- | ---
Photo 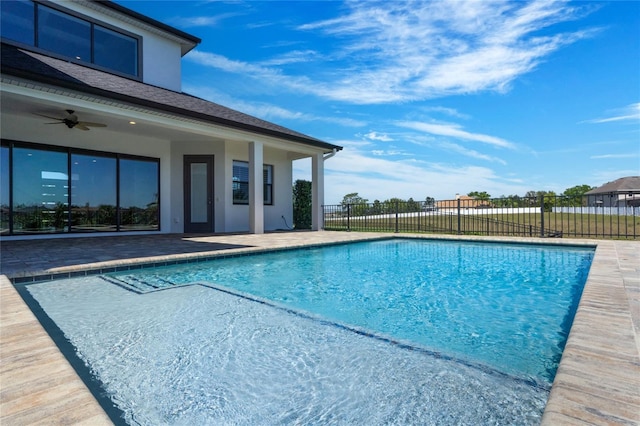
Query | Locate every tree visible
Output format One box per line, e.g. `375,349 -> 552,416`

292,180 -> 312,229
341,192 -> 368,216
562,184 -> 594,207
406,197 -> 420,212
537,190 -> 557,212
467,191 -> 491,200
341,192 -> 368,205
371,200 -> 382,215
501,194 -> 522,207
563,184 -> 593,198
382,197 -> 404,213
524,190 -> 538,206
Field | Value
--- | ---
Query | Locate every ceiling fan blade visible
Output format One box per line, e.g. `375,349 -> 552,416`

79,121 -> 107,128
34,112 -> 63,121
44,122 -> 64,125
75,124 -> 91,131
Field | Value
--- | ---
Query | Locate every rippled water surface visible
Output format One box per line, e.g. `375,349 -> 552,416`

27,239 -> 594,425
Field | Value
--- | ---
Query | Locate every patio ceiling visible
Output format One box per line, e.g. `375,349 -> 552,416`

1,88 -> 221,144
0,84 -> 323,159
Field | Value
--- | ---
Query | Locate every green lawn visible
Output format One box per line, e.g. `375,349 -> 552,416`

324,212 -> 640,239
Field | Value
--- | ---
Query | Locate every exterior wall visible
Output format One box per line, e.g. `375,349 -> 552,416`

1,111 -> 174,235
168,138 -> 227,233
436,197 -> 481,209
266,148 -> 294,231
2,110 -> 299,236
223,141 -> 294,233
51,0 -> 184,91
587,193 -> 640,208
141,37 -> 183,91
587,194 -> 616,208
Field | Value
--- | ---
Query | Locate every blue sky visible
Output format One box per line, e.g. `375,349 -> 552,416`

125,0 -> 639,204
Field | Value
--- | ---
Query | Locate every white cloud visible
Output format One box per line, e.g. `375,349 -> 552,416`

590,153 -> 639,159
170,13 -> 239,28
590,169 -> 640,187
439,142 -> 507,165
421,106 -> 470,119
363,131 -> 393,142
371,149 -> 408,156
584,103 -> 640,124
294,140 -> 529,203
187,1 -> 597,105
396,121 -> 515,149
182,83 -> 367,128
259,50 -> 323,66
295,0 -> 596,103
187,50 -> 278,77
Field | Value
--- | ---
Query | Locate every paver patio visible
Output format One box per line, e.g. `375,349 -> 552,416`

1,232 -> 638,425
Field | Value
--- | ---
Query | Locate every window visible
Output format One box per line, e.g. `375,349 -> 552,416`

37,4 -> 91,62
1,1 -> 139,78
0,0 -> 34,46
70,153 -> 117,232
1,146 -> 10,235
1,141 -> 160,235
94,25 -> 138,76
232,160 -> 249,204
263,165 -> 273,205
119,158 -> 159,231
232,161 -> 273,205
12,146 -> 69,234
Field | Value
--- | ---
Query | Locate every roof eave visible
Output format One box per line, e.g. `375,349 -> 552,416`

1,65 -> 342,152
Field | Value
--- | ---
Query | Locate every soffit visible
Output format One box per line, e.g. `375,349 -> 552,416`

1,44 -> 341,154
0,78 -> 332,156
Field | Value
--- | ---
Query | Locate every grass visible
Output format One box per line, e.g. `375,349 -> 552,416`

324,212 -> 640,240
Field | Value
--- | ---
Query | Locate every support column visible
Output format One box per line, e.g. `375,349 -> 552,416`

249,141 -> 264,234
312,152 -> 324,231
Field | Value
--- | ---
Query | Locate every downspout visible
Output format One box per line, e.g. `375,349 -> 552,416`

315,148 -> 337,231
324,148 -> 338,160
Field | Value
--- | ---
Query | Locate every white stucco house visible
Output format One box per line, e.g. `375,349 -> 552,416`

0,0 -> 341,239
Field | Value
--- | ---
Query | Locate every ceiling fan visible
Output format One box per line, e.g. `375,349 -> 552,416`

35,109 -> 107,131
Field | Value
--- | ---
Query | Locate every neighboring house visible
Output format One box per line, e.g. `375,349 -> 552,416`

0,0 -> 341,239
436,194 -> 489,209
585,176 -> 640,208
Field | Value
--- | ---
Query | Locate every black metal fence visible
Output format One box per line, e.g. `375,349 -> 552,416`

323,193 -> 640,240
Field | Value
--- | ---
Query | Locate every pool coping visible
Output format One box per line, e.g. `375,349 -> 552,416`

1,232 -> 638,425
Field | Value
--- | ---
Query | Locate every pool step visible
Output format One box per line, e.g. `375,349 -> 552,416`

100,274 -> 190,294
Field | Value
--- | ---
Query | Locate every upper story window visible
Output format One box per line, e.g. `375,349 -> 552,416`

1,0 -> 139,78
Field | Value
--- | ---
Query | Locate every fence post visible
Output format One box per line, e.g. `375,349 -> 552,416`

540,196 -> 545,238
347,204 -> 351,231
457,198 -> 461,235
395,201 -> 399,233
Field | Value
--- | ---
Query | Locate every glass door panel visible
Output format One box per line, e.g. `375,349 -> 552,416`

190,163 -> 208,223
184,156 -> 213,233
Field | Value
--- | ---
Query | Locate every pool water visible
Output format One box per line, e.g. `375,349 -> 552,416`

25,238 -> 594,425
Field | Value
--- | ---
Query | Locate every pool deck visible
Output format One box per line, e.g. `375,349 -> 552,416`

0,231 -> 638,425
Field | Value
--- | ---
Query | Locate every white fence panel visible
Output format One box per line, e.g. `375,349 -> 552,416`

552,207 -> 640,216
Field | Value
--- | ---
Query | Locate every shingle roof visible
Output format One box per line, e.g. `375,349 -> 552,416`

0,43 -> 342,152
586,176 -> 640,194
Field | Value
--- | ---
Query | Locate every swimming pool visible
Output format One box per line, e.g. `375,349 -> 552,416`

23,238 -> 594,425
